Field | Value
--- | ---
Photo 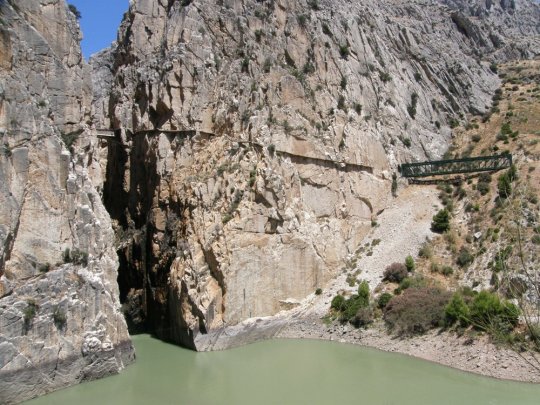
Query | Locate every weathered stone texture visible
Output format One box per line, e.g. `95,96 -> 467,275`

93,0 -> 539,349
0,1 -> 133,403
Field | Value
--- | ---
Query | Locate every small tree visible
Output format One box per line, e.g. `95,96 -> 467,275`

331,295 -> 346,311
357,281 -> 370,307
431,209 -> 450,233
405,255 -> 415,272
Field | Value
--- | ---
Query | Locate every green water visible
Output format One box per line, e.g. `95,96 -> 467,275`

26,334 -> 540,405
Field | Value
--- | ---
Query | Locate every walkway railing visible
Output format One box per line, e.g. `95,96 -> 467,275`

400,153 -> 512,178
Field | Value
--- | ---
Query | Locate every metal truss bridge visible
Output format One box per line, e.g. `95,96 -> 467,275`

400,153 -> 512,178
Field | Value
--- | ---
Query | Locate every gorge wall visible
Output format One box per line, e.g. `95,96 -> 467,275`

0,0 -> 539,402
0,1 -> 133,403
91,0 -> 540,349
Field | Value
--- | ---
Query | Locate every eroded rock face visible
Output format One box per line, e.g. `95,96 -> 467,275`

92,0 -> 539,349
0,1 -> 133,403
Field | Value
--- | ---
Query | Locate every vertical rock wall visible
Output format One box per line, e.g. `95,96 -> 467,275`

0,1 -> 134,403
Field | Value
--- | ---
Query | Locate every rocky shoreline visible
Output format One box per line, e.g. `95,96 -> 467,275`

276,315 -> 540,384
192,302 -> 540,383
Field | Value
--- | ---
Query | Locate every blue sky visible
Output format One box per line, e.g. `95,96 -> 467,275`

68,0 -> 129,58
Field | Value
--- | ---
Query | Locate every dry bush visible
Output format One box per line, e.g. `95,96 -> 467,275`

384,287 -> 451,336
383,263 -> 408,283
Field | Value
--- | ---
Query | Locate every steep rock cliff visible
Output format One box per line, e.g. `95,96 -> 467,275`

0,1 -> 134,403
92,0 -> 539,348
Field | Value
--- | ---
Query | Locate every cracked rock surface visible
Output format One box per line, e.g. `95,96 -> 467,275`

0,1 -> 133,403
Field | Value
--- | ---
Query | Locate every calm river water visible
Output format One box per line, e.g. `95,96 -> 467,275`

26,334 -> 540,405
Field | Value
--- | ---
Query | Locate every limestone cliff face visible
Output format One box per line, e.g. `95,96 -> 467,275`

0,1 -> 133,403
92,0 -> 539,348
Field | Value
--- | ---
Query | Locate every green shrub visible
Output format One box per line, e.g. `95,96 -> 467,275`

337,95 -> 346,111
23,300 -> 39,331
456,246 -> 473,268
62,248 -> 72,263
379,71 -> 391,83
492,245 -> 513,273
405,255 -> 415,272
315,288 -> 323,295
394,275 -> 427,295
61,131 -> 79,151
53,306 -> 67,329
63,247 -> 88,266
38,262 -> 51,273
497,166 -> 516,199
407,93 -> 419,119
241,57 -> 249,73
331,282 -> 372,326
357,281 -> 370,307
401,137 -> 412,148
477,181 -> 490,195
441,265 -> 454,276
377,292 -> 393,309
383,263 -> 408,283
222,213 -> 233,224
431,209 -> 450,233
384,287 -> 451,336
249,169 -> 257,187
303,61 -> 315,75
445,293 -> 470,327
308,0 -> 320,11
331,295 -> 346,311
340,295 -> 364,322
254,29 -> 263,43
297,14 -> 308,28
470,291 -> 519,333
216,164 -> 228,176
263,57 -> 272,73
339,44 -> 350,59
321,22 -> 332,37
70,249 -> 88,266
430,262 -> 440,273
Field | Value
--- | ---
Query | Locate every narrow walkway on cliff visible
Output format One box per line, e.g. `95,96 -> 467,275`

95,128 -> 375,175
